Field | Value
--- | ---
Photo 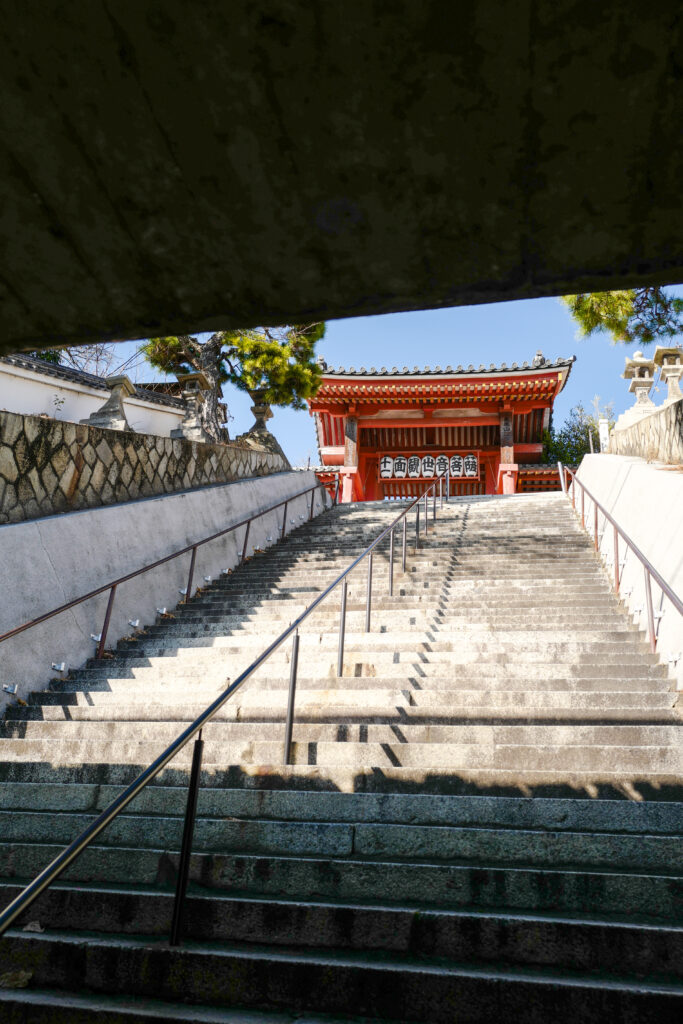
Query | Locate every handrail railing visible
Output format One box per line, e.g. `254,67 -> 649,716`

558,462 -> 683,652
0,481 -> 330,660
0,475 -> 445,943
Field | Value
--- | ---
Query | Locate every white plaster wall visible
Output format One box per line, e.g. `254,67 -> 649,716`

575,454 -> 683,690
0,470 -> 330,707
0,363 -> 184,436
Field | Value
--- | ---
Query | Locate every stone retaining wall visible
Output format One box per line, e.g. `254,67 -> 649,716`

0,410 -> 289,524
608,399 -> 683,464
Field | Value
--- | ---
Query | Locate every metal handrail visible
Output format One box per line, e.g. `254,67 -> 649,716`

0,475 -> 443,941
0,481 -> 329,659
559,463 -> 683,651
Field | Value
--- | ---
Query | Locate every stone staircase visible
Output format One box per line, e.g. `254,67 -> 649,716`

0,493 -> 681,1021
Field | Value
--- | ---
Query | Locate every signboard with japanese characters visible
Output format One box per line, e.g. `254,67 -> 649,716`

379,453 -> 480,480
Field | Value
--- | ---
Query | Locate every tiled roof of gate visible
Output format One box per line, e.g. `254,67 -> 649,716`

1,353 -> 184,409
316,354 -> 575,378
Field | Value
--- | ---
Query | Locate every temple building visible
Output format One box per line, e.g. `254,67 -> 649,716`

310,352 -> 575,502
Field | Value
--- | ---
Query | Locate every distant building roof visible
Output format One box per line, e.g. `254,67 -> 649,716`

1,353 -> 184,410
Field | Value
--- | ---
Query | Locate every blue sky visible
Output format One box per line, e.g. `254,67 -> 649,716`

127,289 -> 682,466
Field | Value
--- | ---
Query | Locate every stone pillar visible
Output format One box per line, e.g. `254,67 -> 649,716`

80,375 -> 135,431
170,371 -> 213,443
653,346 -> 683,405
341,415 -> 358,503
497,407 -> 518,494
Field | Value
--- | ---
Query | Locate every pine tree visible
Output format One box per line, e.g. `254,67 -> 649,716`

142,324 -> 325,443
561,287 -> 683,346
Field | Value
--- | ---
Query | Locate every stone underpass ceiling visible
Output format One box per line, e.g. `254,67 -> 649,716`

1,1 -> 683,356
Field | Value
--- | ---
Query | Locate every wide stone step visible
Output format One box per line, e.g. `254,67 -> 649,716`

1,929 -> 680,1024
2,812 -> 680,874
12,696 -> 679,723
49,671 -> 673,694
2,786 -> 680,835
0,738 -> 678,772
1,758 -> 679,800
3,720 -> 678,751
0,987 -> 397,1024
0,883 -> 680,982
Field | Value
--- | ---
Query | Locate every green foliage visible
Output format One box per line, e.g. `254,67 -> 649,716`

142,323 -> 325,410
26,349 -> 62,364
542,400 -> 615,466
561,287 -> 683,346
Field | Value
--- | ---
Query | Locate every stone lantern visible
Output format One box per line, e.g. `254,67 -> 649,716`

170,371 -> 213,443
247,387 -> 274,434
81,375 -> 135,431
653,345 -> 683,406
614,351 -> 656,430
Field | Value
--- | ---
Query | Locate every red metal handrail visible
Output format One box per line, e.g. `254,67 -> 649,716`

559,463 -> 683,652
0,481 -> 331,659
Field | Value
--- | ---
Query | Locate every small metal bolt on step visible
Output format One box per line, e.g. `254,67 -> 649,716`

2,684 -> 17,695
128,620 -> 140,629
90,634 -> 101,643
156,607 -> 166,616
51,662 -> 67,673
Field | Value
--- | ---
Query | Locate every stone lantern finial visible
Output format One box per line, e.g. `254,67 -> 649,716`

653,345 -> 683,405
170,372 -> 213,443
81,375 -> 135,431
613,351 -> 656,431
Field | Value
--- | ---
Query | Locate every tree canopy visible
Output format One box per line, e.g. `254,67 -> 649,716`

142,323 -> 326,443
561,287 -> 683,346
542,400 -> 615,466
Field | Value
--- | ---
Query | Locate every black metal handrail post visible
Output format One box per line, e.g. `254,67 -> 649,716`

389,528 -> 394,597
169,728 -> 204,947
283,629 -> 300,763
365,552 -> 373,632
337,578 -> 347,677
96,585 -> 117,660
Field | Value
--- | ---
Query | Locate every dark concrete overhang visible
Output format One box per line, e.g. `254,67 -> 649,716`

1,1 -> 682,357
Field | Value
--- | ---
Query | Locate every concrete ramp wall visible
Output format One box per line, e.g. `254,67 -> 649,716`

0,471 -> 329,707
576,454 -> 683,690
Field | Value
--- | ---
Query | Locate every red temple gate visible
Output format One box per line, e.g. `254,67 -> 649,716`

309,353 -> 575,502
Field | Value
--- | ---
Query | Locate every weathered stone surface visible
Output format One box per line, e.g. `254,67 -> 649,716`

0,446 -> 18,482
609,399 -> 683,464
0,411 -> 289,524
